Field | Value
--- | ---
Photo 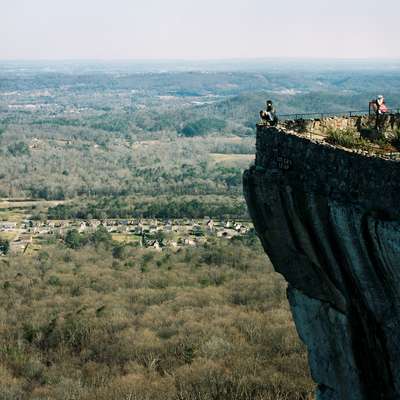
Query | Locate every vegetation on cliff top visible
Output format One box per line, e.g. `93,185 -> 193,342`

326,128 -> 373,151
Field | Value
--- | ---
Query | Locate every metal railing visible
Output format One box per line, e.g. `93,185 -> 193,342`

277,108 -> 400,121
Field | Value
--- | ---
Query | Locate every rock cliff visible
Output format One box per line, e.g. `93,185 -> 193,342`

243,122 -> 400,400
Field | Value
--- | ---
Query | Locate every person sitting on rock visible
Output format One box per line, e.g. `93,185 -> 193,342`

260,100 -> 278,126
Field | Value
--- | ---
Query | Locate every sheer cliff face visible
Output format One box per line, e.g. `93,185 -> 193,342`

243,125 -> 400,400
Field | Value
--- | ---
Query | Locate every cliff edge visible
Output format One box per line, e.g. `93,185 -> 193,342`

243,120 -> 400,400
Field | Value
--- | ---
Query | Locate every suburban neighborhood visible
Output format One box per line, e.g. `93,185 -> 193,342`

0,216 -> 252,255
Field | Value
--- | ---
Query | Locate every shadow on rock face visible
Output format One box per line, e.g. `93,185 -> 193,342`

244,124 -> 400,400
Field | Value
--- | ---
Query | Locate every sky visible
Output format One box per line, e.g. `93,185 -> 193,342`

1,0 -> 399,60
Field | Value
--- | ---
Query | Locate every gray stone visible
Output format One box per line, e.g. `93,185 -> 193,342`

243,124 -> 400,400
280,114 -> 400,142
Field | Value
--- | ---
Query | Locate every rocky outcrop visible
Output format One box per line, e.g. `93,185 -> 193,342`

283,114 -> 400,140
243,124 -> 400,400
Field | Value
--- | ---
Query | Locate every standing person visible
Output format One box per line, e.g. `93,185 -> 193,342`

374,95 -> 389,131
376,95 -> 389,114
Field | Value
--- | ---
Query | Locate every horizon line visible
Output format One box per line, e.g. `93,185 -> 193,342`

1,57 -> 400,63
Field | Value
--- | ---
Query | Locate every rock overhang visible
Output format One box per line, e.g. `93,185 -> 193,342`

243,120 -> 400,400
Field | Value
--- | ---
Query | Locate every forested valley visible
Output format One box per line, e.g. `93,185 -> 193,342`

1,60 -> 400,400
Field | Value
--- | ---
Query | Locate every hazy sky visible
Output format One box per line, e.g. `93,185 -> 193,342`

1,0 -> 399,60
